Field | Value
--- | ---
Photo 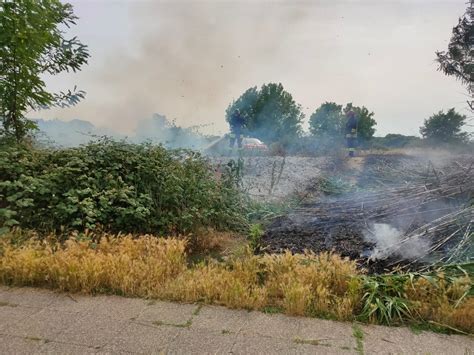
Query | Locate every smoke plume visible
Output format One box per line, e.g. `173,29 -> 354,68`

364,223 -> 430,261
46,2 -> 309,135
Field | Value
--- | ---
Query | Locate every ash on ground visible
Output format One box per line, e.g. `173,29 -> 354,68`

258,152 -> 473,274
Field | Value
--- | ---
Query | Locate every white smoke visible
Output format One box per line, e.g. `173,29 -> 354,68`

364,223 -> 430,261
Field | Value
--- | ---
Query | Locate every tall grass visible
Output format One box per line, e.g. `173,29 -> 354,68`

0,233 -> 472,333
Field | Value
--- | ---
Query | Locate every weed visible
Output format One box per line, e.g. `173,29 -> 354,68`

268,157 -> 286,195
153,319 -> 192,328
409,324 -> 424,335
358,274 -> 412,325
221,329 -> 231,335
352,324 -> 364,355
25,336 -> 43,342
0,301 -> 17,307
261,306 -> 284,315
293,337 -> 331,347
248,224 -> 263,251
316,176 -> 353,195
193,304 -> 203,316
246,198 -> 299,224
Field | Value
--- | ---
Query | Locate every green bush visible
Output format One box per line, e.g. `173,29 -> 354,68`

0,139 -> 247,236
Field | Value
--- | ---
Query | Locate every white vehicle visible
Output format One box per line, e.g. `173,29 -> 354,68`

241,137 -> 268,151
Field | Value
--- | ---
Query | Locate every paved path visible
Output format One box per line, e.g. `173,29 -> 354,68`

0,286 -> 472,354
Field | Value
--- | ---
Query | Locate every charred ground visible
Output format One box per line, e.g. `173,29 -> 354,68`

258,152 -> 473,273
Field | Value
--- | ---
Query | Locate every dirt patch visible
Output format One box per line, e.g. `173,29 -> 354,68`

211,156 -> 328,201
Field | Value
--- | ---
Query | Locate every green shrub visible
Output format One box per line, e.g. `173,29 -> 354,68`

0,139 -> 247,236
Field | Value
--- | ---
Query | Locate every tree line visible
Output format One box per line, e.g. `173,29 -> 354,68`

226,83 -> 470,146
0,0 -> 472,146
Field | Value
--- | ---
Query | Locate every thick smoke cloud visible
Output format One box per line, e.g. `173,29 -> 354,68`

47,1 -> 309,135
38,0 -> 468,136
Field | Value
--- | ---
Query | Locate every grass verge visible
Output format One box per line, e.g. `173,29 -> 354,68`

0,233 -> 472,334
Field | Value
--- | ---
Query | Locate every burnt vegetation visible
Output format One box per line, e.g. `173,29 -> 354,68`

260,154 -> 473,274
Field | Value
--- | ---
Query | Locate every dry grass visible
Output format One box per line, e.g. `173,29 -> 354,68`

0,233 -> 472,333
405,274 -> 473,333
0,234 -> 358,318
185,229 -> 247,256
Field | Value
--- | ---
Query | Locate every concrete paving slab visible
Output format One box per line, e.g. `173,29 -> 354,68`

0,334 -> 44,353
297,317 -> 355,350
239,312 -> 301,339
230,334 -> 298,354
49,294 -> 145,321
293,342 -> 355,354
361,324 -> 474,355
191,305 -> 250,334
0,286 -> 14,304
55,313 -> 128,348
1,287 -> 60,308
77,294 -> 147,320
0,303 -> 41,334
105,321 -> 179,354
48,293 -> 113,314
136,300 -> 198,326
39,340 -> 106,354
3,308 -> 82,340
167,328 -> 236,354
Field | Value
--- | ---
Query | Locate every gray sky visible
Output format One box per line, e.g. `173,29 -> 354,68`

37,0 -> 471,136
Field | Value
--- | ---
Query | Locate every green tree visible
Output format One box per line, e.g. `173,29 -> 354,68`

309,102 -> 344,136
226,83 -> 303,144
420,108 -> 468,143
436,2 -> 473,110
309,102 -> 376,140
0,0 -> 89,142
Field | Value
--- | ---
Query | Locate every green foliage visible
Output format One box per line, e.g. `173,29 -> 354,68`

369,134 -> 422,149
0,0 -> 89,141
358,274 -> 412,325
316,176 -> 354,196
246,197 -> 300,224
248,223 -> 263,250
309,102 -> 376,140
352,324 -> 364,355
420,108 -> 469,144
309,102 -> 344,136
226,83 -> 304,145
436,3 -> 473,111
0,139 -> 247,236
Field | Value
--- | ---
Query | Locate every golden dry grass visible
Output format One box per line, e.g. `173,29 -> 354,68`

405,274 -> 473,332
0,233 -> 472,333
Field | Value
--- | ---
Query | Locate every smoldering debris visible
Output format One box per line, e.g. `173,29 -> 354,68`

260,154 -> 474,273
364,223 -> 430,261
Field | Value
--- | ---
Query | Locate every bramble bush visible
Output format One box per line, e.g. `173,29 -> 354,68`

0,139 -> 247,236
